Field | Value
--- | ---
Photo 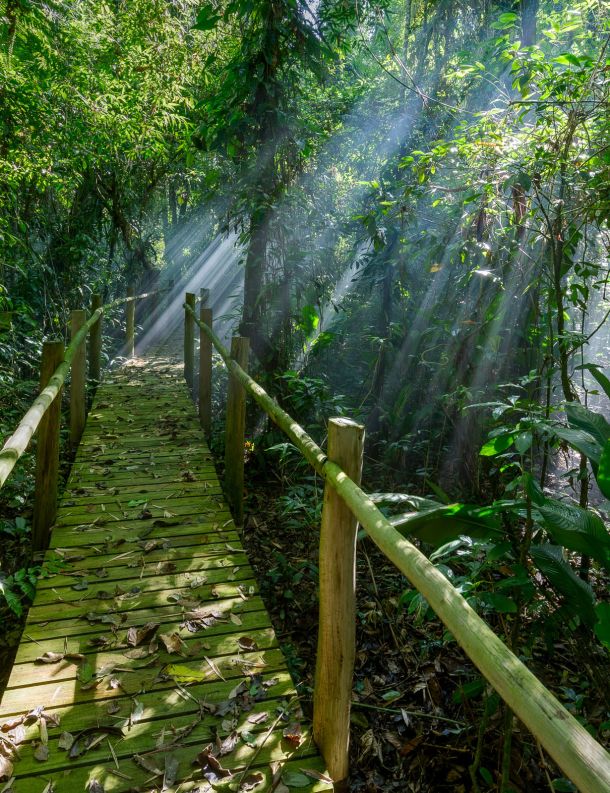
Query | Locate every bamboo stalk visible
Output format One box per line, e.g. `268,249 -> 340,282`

126,287 -> 135,357
224,336 -> 249,527
32,340 -> 64,551
314,418 -> 364,786
69,309 -> 87,450
89,293 -> 102,391
184,292 -> 196,390
199,306 -> 213,437
185,302 -> 610,793
0,307 -> 104,490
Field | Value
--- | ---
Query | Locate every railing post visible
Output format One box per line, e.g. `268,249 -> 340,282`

224,336 -> 249,526
184,292 -> 196,391
126,287 -> 135,357
199,303 -> 213,438
313,417 -> 365,788
32,340 -> 65,552
70,310 -> 87,450
89,293 -> 102,395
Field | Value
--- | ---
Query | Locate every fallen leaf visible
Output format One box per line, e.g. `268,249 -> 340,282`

182,608 -> 224,633
159,632 -> 183,654
282,723 -> 302,748
34,743 -> 49,762
58,732 -> 75,750
193,745 -> 232,782
240,771 -> 264,790
204,656 -> 225,680
126,622 -> 159,647
163,753 -> 179,788
299,768 -> 333,784
247,712 -> 268,725
281,770 -> 311,788
164,664 -> 207,683
35,651 -> 85,665
78,661 -> 94,685
134,754 -> 163,775
0,754 -> 13,780
156,561 -> 177,575
212,730 -> 237,758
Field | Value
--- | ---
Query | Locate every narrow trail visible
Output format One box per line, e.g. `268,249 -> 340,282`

0,347 -> 331,791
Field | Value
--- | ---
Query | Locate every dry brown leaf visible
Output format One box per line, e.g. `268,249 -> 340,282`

126,622 -> 159,647
159,632 -> 183,654
299,768 -> 334,784
217,731 -> 238,756
237,636 -> 258,652
282,723 -> 302,748
193,744 -> 232,782
240,771 -> 264,790
35,651 -> 85,665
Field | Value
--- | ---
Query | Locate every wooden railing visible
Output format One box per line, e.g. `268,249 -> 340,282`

0,287 -> 168,550
183,296 -> 610,793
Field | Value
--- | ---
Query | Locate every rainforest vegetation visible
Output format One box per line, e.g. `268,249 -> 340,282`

1,0 -> 610,789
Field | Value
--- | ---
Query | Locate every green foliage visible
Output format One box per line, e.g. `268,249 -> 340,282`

0,566 -> 38,617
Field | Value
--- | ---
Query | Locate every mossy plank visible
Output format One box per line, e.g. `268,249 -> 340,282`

16,607 -> 271,663
22,594 -> 267,642
0,357 -> 329,790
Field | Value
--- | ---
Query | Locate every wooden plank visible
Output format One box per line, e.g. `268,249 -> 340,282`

27,579 -> 258,623
12,671 -> 296,739
0,356 -> 330,791
15,607 -> 271,662
22,594 -> 267,642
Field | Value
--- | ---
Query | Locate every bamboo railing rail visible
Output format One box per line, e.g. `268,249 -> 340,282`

0,287 -> 169,548
184,299 -> 610,793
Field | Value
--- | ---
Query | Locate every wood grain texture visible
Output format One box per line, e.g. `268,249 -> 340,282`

313,418 -> 364,786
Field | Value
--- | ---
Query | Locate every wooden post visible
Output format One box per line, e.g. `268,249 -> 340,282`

184,292 -> 196,391
32,340 -> 65,552
70,310 -> 87,450
313,417 -> 365,788
89,294 -> 102,393
224,336 -> 249,526
199,305 -> 213,437
126,287 -> 135,357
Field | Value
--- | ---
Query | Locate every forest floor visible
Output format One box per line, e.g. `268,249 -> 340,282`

241,474 -> 610,793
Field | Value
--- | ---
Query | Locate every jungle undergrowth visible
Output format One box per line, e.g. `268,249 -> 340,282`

235,451 -> 609,792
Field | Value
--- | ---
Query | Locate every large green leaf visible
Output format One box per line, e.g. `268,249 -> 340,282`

538,421 -> 601,464
529,545 -> 596,627
391,503 -> 502,547
565,403 -> 610,450
576,364 -> 610,401
480,434 -> 515,456
598,440 -> 610,499
370,493 -> 439,510
192,5 -> 221,30
537,499 -> 610,569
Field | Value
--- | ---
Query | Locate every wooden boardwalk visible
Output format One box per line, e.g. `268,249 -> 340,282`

0,356 -> 331,792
